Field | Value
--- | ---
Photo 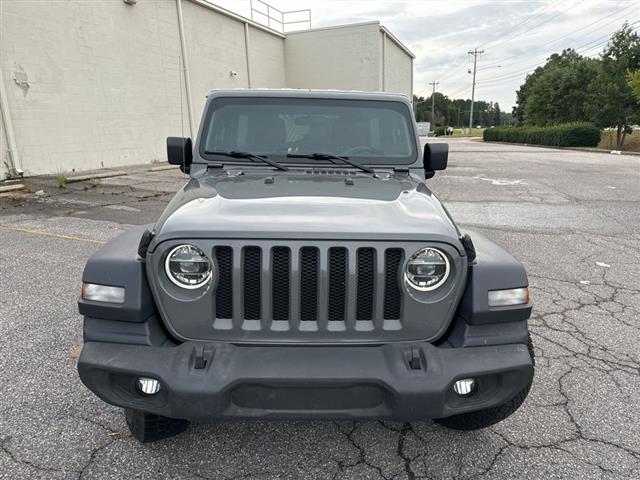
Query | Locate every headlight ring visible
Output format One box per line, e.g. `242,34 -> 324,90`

404,247 -> 450,292
164,244 -> 213,289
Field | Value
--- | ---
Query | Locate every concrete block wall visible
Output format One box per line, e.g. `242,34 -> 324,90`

286,23 -> 414,100
285,23 -> 382,93
1,2 -> 413,176
249,27 -> 287,89
0,0 -> 287,175
1,0 -> 185,175
382,31 -> 413,100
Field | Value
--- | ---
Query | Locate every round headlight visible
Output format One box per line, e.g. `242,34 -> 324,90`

405,247 -> 450,291
165,244 -> 212,289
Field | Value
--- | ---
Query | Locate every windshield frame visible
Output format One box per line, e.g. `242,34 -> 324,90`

197,96 -> 419,168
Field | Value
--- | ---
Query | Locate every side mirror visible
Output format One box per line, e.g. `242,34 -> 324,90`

423,142 -> 448,179
167,137 -> 192,174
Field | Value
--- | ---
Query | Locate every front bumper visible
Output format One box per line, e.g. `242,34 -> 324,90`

78,341 -> 533,421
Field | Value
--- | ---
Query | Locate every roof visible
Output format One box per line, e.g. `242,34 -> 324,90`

206,88 -> 410,102
285,21 -> 415,59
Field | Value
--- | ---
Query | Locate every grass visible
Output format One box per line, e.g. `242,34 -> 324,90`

450,128 -> 485,138
598,129 -> 640,152
56,171 -> 68,188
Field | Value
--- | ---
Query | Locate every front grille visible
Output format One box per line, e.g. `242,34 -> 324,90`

271,247 -> 290,321
243,247 -> 262,320
356,248 -> 375,321
299,247 -> 319,321
383,249 -> 404,320
215,246 -> 233,319
212,244 -> 406,332
328,248 -> 347,321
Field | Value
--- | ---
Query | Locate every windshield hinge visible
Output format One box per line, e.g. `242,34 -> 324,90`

137,229 -> 154,260
460,233 -> 477,263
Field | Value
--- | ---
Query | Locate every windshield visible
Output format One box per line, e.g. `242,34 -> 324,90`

200,97 -> 417,165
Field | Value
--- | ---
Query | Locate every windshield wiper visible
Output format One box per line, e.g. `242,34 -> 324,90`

204,150 -> 288,171
286,153 -> 375,174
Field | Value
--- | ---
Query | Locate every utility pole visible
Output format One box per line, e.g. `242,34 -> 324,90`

429,81 -> 439,127
468,48 -> 483,134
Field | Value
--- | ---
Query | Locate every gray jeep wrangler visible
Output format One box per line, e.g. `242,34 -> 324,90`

78,90 -> 534,442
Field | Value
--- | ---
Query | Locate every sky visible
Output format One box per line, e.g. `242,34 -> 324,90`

213,0 -> 639,110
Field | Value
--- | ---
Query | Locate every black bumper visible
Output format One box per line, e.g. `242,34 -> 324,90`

78,341 -> 533,421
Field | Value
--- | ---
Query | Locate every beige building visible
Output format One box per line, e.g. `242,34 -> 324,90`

0,0 -> 414,176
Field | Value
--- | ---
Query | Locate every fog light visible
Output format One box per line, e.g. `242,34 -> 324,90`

137,377 -> 161,395
453,378 -> 476,397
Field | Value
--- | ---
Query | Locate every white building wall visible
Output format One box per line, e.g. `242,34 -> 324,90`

0,0 -> 184,175
184,1 -> 252,117
382,32 -> 413,99
0,0 -> 286,175
0,4 -> 412,176
0,109 -> 6,173
249,27 -> 287,88
285,23 -> 381,92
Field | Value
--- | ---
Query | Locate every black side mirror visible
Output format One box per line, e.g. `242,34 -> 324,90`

423,142 -> 448,179
167,137 -> 192,174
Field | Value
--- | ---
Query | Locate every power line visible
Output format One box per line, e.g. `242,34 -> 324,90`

480,3 -> 639,69
482,0 -> 585,52
432,3 -> 639,101
476,20 -> 639,86
480,0 -> 563,50
531,3 -> 638,51
436,2 -> 565,89
437,1 -> 581,91
476,26 -> 639,89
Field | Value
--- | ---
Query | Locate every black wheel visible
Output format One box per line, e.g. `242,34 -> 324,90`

124,408 -> 190,443
434,335 -> 535,431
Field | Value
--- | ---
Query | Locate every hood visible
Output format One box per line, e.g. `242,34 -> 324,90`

151,171 -> 462,251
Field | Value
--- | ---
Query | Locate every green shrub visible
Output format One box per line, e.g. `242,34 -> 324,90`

483,122 -> 600,147
434,126 -> 446,137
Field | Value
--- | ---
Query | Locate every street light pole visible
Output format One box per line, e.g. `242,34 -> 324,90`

468,48 -> 483,133
429,80 -> 439,127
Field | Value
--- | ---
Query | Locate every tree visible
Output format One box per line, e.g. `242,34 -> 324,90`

513,50 -> 577,124
413,94 -> 502,127
524,51 -> 599,125
514,49 -> 597,126
492,103 -> 502,126
586,24 -> 640,149
512,25 -> 639,149
627,69 -> 640,101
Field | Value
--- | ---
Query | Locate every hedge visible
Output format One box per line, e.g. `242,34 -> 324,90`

434,126 -> 446,137
483,122 -> 601,147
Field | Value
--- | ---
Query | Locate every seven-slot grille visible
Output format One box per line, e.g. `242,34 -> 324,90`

213,244 -> 404,331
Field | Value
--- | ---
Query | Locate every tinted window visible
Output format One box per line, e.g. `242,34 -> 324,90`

200,97 -> 417,165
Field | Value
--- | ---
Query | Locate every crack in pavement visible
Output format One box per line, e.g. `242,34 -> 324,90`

2,139 -> 639,479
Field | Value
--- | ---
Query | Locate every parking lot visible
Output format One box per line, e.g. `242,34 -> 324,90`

1,137 -> 639,479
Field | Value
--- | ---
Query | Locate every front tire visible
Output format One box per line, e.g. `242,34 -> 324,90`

124,408 -> 190,443
434,335 -> 535,431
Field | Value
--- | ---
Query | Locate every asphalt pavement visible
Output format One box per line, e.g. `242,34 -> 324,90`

1,138 -> 639,479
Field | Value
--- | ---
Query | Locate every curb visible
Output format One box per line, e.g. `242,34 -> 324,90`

66,171 -> 128,183
482,140 -> 640,156
0,183 -> 25,193
148,165 -> 178,172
